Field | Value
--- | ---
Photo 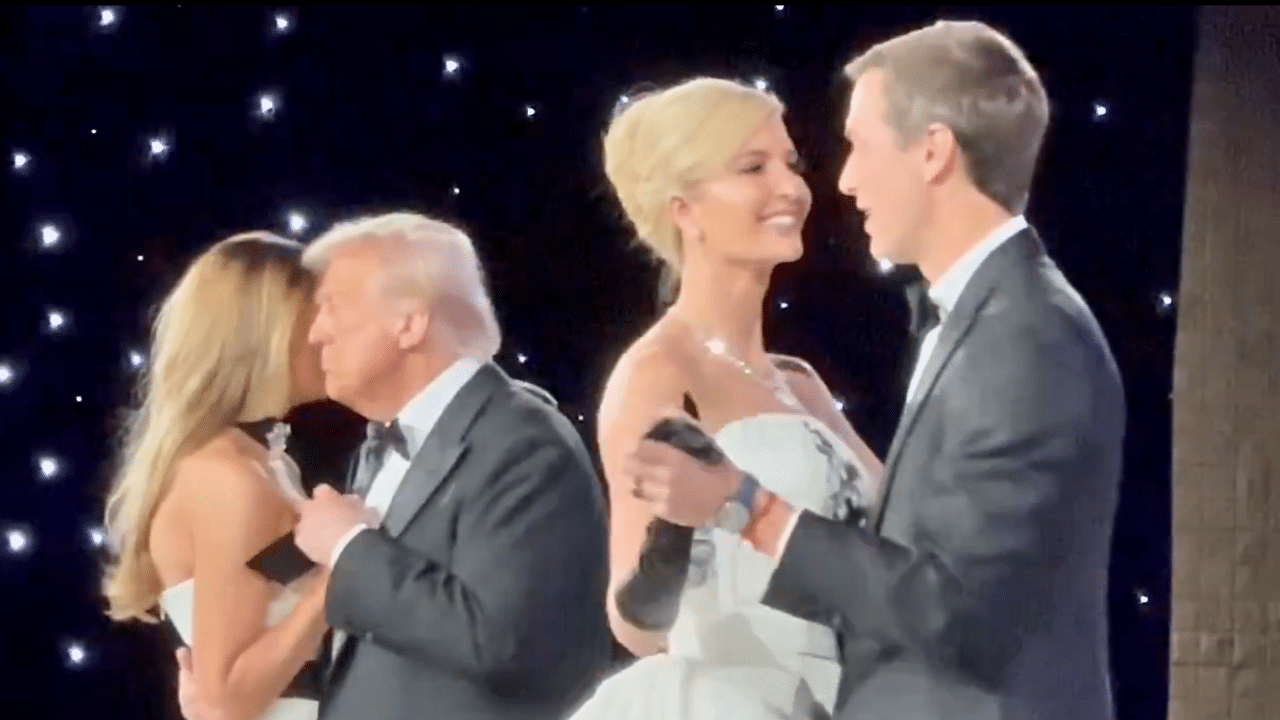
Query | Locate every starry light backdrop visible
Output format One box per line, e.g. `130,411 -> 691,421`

1,6 -> 1193,719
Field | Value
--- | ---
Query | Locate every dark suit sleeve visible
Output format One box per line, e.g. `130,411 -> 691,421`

325,425 -> 609,695
763,324 -> 1105,683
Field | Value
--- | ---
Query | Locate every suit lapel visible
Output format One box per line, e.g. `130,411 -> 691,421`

326,363 -> 510,678
875,229 -> 1045,528
382,441 -> 469,537
380,362 -> 507,538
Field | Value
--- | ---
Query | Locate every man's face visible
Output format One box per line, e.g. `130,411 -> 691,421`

306,246 -> 403,409
836,69 -> 930,266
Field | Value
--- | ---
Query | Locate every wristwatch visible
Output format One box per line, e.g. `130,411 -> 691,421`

713,472 -> 760,534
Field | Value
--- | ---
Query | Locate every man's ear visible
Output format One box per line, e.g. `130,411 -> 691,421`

396,308 -> 431,350
920,122 -> 961,185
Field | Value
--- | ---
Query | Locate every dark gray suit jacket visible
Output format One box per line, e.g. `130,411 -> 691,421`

764,229 -> 1124,720
319,363 -> 613,720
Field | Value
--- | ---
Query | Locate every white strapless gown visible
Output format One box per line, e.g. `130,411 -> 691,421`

569,413 -> 870,720
160,579 -> 320,720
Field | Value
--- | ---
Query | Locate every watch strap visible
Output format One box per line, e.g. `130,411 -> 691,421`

735,472 -> 760,515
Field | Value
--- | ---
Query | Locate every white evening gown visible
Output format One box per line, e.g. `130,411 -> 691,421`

160,579 -> 320,720
570,413 -> 871,720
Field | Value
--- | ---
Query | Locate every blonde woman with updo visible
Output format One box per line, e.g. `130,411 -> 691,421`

103,234 -> 331,720
569,77 -> 884,719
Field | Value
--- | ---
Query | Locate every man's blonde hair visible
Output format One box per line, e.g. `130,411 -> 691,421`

846,20 -> 1049,214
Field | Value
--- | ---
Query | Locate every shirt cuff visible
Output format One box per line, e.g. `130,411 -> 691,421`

741,490 -> 800,561
772,508 -> 803,562
329,525 -> 369,568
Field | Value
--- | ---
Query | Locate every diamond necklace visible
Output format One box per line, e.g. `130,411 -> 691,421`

676,318 -> 803,410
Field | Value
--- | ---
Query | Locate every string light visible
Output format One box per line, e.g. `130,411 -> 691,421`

256,92 -> 280,119
63,640 -> 89,668
753,77 -> 770,92
287,210 -> 308,235
147,136 -> 171,162
39,224 -> 63,250
524,105 -> 537,119
127,350 -> 145,369
516,352 -> 528,364
4,525 -> 33,556
877,258 -> 894,274
778,299 -> 789,309
45,309 -> 69,333
12,150 -> 31,172
443,55 -> 462,77
451,185 -> 461,196
86,525 -> 106,549
272,11 -> 292,34
0,361 -> 14,387
36,454 -> 62,481
97,7 -> 119,29
1093,101 -> 1109,120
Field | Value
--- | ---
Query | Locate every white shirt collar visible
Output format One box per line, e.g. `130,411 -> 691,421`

929,215 -> 1028,315
393,357 -> 483,457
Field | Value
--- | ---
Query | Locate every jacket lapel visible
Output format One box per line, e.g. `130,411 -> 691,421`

875,229 -> 1045,528
380,362 -> 507,537
325,363 -> 510,680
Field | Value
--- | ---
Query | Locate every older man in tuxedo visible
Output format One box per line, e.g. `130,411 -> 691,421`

177,212 -> 613,720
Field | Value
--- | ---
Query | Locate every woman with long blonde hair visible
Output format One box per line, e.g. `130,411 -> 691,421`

103,232 -> 330,720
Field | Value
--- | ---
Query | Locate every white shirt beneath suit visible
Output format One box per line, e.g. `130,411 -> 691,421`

328,357 -> 483,567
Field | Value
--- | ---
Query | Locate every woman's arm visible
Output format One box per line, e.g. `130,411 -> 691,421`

597,344 -> 696,657
183,454 -> 329,720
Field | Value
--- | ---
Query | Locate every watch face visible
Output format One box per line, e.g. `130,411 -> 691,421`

715,502 -> 750,534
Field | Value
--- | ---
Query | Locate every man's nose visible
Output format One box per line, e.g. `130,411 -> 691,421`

837,165 -> 857,197
306,320 -> 325,346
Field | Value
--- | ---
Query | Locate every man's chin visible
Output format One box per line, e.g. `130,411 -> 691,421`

868,237 -> 905,266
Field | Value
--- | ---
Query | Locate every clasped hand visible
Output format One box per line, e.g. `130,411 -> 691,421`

291,484 -> 381,565
623,408 -> 744,528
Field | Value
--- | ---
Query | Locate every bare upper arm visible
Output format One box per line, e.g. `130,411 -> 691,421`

596,341 -> 693,648
179,451 -> 293,696
771,354 -> 885,501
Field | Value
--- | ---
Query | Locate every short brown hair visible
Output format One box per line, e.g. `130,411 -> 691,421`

845,20 -> 1049,214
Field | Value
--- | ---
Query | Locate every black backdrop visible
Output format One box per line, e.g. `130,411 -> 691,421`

0,6 -> 1193,719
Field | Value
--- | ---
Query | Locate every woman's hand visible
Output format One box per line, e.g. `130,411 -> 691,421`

175,648 -> 229,720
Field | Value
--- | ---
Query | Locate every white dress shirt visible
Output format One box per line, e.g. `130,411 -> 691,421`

905,214 -> 1028,401
328,357 -> 483,567
772,215 -> 1028,560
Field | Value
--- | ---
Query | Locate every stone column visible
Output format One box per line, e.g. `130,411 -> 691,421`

1170,6 -> 1280,720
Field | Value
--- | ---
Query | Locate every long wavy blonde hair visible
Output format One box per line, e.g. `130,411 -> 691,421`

102,232 -> 316,622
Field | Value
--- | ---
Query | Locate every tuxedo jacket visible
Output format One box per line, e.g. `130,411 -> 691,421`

319,363 -> 613,720
764,228 -> 1125,720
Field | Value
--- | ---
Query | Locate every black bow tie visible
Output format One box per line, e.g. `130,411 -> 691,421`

906,281 -> 942,338
366,419 -> 409,460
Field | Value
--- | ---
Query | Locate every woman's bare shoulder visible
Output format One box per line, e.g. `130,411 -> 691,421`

171,432 -> 291,530
599,323 -> 698,424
